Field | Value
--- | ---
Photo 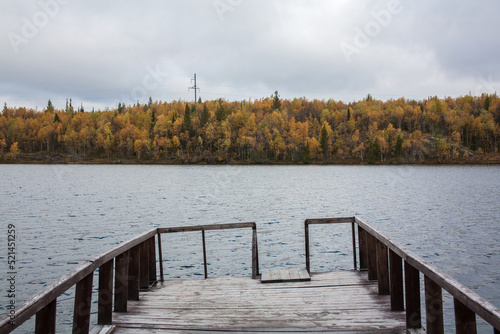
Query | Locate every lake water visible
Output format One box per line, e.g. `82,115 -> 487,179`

0,164 -> 499,333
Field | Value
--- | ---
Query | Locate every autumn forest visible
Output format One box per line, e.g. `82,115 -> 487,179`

1,93 -> 500,164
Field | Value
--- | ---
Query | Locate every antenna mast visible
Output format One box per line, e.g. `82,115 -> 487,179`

188,73 -> 200,112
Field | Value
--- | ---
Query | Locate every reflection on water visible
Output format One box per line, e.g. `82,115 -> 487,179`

0,165 -> 499,333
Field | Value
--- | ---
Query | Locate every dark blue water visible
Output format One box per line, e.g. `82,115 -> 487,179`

0,165 -> 499,333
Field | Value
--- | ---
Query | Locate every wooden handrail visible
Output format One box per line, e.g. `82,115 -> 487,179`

0,222 -> 260,334
304,217 -> 500,333
158,222 -> 256,233
305,217 -> 356,273
354,217 -> 500,332
158,222 -> 259,279
0,228 -> 157,334
3,218 -> 498,334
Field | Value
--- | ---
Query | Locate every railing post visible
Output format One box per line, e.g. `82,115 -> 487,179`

35,299 -> 56,334
128,244 -> 140,301
358,226 -> 367,270
366,233 -> 377,281
149,236 -> 157,284
425,275 -> 444,334
98,260 -> 113,325
202,230 -> 208,279
72,272 -> 93,334
114,250 -> 129,312
351,222 -> 357,270
157,233 -> 164,282
305,222 -> 310,274
405,261 -> 422,329
389,249 -> 404,311
140,240 -> 150,289
454,298 -> 477,334
252,225 -> 259,279
376,240 -> 389,295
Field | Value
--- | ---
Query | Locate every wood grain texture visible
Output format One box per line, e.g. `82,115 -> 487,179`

354,217 -> 500,331
260,268 -> 310,283
35,299 -> 56,334
112,271 -> 407,333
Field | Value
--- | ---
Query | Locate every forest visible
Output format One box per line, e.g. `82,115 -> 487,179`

1,93 -> 500,164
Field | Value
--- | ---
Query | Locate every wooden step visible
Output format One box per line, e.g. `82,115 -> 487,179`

260,267 -> 311,283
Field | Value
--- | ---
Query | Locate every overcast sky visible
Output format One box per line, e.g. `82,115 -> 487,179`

1,0 -> 499,110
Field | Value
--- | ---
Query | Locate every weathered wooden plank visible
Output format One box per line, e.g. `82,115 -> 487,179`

389,249 -> 404,311
305,222 -> 310,274
157,233 -> 164,282
148,237 -> 156,284
114,329 -> 408,334
35,299 -> 56,334
73,272 -> 93,334
305,217 -> 355,225
89,325 -> 115,334
158,222 -> 256,234
405,261 -> 422,329
98,260 -> 114,325
116,328 -> 406,334
140,240 -> 150,289
112,271 -> 406,333
128,245 -> 140,301
358,226 -> 367,270
366,233 -> 378,281
261,268 -> 310,283
351,221 -> 357,270
202,230 -> 208,279
425,275 -> 444,334
114,251 -> 129,312
252,226 -> 259,279
454,297 -> 477,334
376,240 -> 389,295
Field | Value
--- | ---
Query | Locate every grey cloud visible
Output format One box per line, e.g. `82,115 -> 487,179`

1,0 -> 499,109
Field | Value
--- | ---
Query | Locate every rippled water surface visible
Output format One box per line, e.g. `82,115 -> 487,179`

0,164 -> 499,333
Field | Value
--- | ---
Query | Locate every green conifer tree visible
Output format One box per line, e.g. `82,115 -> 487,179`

182,103 -> 192,134
320,123 -> 329,160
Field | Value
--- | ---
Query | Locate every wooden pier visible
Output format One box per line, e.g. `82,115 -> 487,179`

113,270 -> 407,333
1,217 -> 500,334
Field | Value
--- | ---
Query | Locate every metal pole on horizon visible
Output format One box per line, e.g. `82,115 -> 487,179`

188,73 -> 200,112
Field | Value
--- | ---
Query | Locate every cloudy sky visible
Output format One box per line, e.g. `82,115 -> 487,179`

1,0 -> 499,110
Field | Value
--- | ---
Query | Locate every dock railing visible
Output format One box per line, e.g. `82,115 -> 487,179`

2,218 -> 499,333
0,222 -> 259,334
305,216 -> 500,334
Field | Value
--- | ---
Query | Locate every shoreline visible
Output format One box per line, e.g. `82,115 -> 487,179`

2,152 -> 500,166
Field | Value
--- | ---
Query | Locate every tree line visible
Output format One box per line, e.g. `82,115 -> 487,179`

1,92 -> 499,164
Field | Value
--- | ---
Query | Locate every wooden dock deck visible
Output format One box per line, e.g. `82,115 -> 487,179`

2,218 -> 500,334
112,271 -> 407,333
